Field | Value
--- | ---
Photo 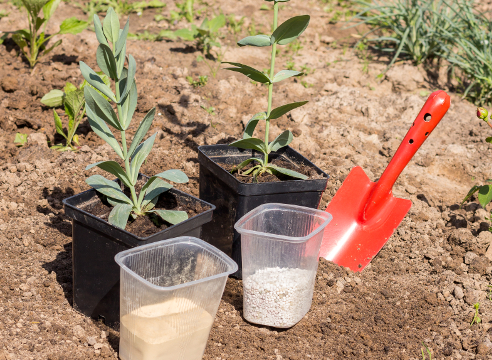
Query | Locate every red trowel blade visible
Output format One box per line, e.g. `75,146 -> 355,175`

319,166 -> 411,271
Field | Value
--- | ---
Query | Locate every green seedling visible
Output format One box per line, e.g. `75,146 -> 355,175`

0,10 -> 9,19
14,133 -> 28,147
169,0 -> 195,23
227,15 -> 245,36
223,0 -> 310,181
187,75 -> 208,87
76,0 -> 165,20
6,0 -> 87,68
79,8 -> 189,230
287,39 -> 303,56
301,80 -> 313,88
488,285 -> 492,301
166,14 -> 226,77
471,303 -> 481,326
41,75 -> 110,151
248,19 -> 258,36
421,342 -> 432,360
350,0 -> 465,71
201,105 -> 215,115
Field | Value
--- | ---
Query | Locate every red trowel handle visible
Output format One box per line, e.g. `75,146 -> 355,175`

363,90 -> 451,220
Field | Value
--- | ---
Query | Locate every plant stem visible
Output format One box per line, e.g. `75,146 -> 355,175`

265,1 -> 279,165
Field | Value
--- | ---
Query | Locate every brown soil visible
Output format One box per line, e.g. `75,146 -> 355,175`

1,0 -> 492,359
220,158 -> 324,183
83,189 -> 207,238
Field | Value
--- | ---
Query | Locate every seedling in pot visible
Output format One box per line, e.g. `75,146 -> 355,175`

8,0 -> 88,68
41,76 -> 110,151
79,8 -> 189,230
223,0 -> 310,181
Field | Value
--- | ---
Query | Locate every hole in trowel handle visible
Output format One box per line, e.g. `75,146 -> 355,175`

424,113 -> 432,122
409,139 -> 414,144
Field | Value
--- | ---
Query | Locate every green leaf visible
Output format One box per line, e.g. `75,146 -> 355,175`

269,130 -> 293,152
461,185 -> 480,207
53,109 -> 67,139
86,175 -> 132,204
12,33 -> 28,50
14,132 -> 28,146
40,89 -> 64,107
59,17 -> 88,35
130,133 -> 157,184
108,203 -> 132,229
84,86 -> 121,130
119,80 -> 137,130
119,55 -> 136,102
115,18 -> 129,55
96,44 -> 118,80
35,17 -> 46,31
150,210 -> 188,225
140,177 -> 173,209
85,102 -> 124,159
268,101 -> 308,120
42,0 -> 60,20
222,62 -> 271,84
243,112 -> 266,139
93,14 -> 108,46
128,108 -> 155,158
174,28 -> 197,41
155,169 -> 189,183
478,185 -> 492,209
21,0 -> 49,17
79,61 -> 116,102
268,165 -> 307,180
64,89 -> 85,121
86,161 -> 132,188
64,82 -> 77,93
103,7 -> 120,44
486,137 -> 492,143
271,15 -> 310,45
208,14 -> 225,33
272,70 -> 302,83
41,39 -> 62,57
229,138 -> 268,153
116,41 -> 126,78
238,35 -> 271,47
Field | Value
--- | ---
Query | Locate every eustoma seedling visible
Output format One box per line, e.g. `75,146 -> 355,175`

79,8 -> 189,229
224,0 -> 309,180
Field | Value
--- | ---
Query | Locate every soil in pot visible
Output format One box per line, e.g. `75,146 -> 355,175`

78,178 -> 211,237
220,157 -> 325,183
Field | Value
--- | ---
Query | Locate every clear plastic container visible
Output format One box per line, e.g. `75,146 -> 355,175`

235,203 -> 332,328
115,236 -> 238,360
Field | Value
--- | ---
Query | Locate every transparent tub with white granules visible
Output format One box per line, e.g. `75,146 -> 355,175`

115,237 -> 237,360
235,203 -> 332,328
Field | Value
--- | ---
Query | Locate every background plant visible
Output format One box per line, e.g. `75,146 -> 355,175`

350,0 -> 466,70
223,0 -> 310,180
80,8 -> 189,230
439,0 -> 492,106
40,75 -> 110,151
9,0 -> 87,68
76,0 -> 166,20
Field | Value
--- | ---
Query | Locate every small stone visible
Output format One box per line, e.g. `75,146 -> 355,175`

27,133 -> 48,148
1,77 -> 19,92
93,343 -> 103,350
478,230 -> 492,245
485,244 -> 492,261
86,336 -> 96,346
405,185 -> 417,195
320,35 -> 335,44
22,292 -> 32,297
477,341 -> 491,355
464,252 -> 478,264
453,286 -> 464,300
73,325 -> 85,339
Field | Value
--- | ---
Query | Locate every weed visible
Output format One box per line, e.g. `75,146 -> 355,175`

301,80 -> 313,88
80,8 -> 189,229
355,40 -> 373,74
227,15 -> 245,36
187,75 -> 208,87
421,342 -> 432,360
248,19 -> 258,36
0,10 -> 9,19
14,133 -> 28,147
488,285 -> 492,301
287,39 -> 303,56
6,0 -> 87,68
169,0 -> 195,23
224,1 -> 310,181
76,0 -> 166,20
471,303 -> 481,326
201,105 -> 215,115
286,61 -> 296,70
350,0 -> 466,71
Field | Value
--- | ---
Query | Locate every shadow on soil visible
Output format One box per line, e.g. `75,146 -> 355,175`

42,241 -> 73,306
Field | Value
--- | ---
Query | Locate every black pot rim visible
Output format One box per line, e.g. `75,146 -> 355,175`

63,174 -> 215,242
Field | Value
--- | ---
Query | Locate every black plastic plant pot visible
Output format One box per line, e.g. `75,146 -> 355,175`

63,174 -> 215,329
198,144 -> 329,278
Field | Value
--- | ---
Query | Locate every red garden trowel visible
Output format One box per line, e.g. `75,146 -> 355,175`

319,90 -> 451,272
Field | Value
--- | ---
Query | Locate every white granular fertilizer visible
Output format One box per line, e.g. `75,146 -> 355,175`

243,267 -> 315,328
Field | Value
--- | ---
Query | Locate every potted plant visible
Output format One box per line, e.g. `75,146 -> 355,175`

63,8 -> 215,328
198,0 -> 328,277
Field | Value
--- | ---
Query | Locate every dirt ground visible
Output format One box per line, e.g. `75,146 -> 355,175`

1,0 -> 492,359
